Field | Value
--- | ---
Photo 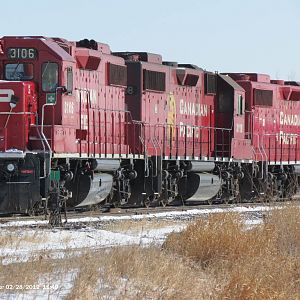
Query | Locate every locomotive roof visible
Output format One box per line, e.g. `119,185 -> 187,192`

218,74 -> 244,92
1,36 -> 75,62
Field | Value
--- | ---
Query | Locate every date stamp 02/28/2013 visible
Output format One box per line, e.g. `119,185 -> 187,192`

0,284 -> 58,291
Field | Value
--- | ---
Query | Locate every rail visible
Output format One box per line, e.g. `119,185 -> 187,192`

153,123 -> 232,160
75,97 -> 145,158
0,109 -> 49,177
0,112 -> 36,115
244,110 -> 254,140
32,103 -> 146,160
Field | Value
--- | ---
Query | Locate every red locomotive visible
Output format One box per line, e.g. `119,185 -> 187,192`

0,36 -> 298,223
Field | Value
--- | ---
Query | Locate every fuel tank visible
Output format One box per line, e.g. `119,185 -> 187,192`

67,159 -> 120,208
91,159 -> 120,172
185,161 -> 215,172
293,165 -> 300,174
68,173 -> 113,207
179,172 -> 221,202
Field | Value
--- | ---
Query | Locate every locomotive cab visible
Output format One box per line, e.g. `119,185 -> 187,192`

0,38 -> 57,214
216,74 -> 253,160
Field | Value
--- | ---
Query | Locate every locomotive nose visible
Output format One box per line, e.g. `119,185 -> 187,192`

0,81 -> 37,152
0,86 -> 22,151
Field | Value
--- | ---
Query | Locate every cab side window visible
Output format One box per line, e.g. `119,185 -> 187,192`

42,62 -> 58,92
237,95 -> 244,115
66,67 -> 73,94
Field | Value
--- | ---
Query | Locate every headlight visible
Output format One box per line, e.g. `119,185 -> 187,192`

7,163 -> 15,172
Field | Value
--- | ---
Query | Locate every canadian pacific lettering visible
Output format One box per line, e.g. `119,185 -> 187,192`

276,131 -> 297,145
179,122 -> 199,138
179,99 -> 208,117
279,111 -> 300,126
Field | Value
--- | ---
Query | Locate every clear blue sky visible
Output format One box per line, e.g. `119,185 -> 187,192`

2,0 -> 299,80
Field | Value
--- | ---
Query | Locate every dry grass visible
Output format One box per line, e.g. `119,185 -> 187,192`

264,205 -> 300,256
0,256 -> 56,287
0,229 -> 45,247
66,247 -> 214,299
164,204 -> 300,299
98,247 -> 213,300
102,218 -> 184,233
0,247 -> 213,299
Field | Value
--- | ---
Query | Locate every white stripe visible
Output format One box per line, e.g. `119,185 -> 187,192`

0,89 -> 14,102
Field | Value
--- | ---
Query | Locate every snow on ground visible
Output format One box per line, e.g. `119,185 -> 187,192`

0,204 -> 272,228
0,219 -> 187,299
0,224 -> 185,265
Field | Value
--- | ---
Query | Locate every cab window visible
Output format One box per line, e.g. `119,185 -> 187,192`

66,67 -> 73,94
5,63 -> 34,81
237,95 -> 244,115
42,62 -> 58,92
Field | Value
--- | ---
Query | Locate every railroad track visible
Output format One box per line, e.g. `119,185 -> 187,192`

0,199 -> 298,226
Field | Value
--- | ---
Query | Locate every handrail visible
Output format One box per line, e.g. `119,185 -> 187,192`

31,114 -> 47,178
259,134 -> 268,179
76,103 -> 143,157
0,112 -> 36,115
260,132 -> 300,164
150,126 -> 160,177
253,133 -> 263,162
0,109 -> 48,177
153,122 -> 232,159
40,86 -> 66,176
244,109 -> 254,140
41,102 -> 53,176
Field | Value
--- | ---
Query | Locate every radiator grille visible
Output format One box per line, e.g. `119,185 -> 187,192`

254,89 -> 273,106
109,63 -> 127,87
143,70 -> 166,92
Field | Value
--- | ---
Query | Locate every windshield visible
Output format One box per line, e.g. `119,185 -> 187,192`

5,63 -> 34,81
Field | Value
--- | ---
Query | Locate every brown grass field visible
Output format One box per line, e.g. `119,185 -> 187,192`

0,204 -> 299,299
164,205 -> 300,299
